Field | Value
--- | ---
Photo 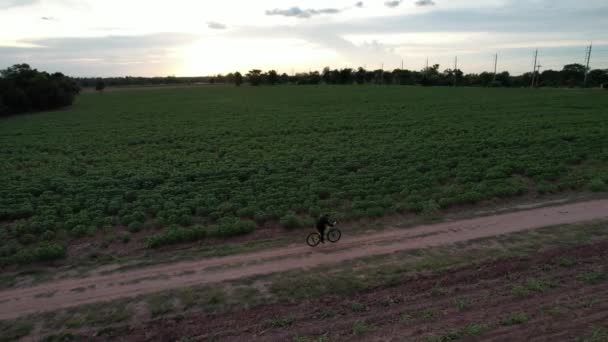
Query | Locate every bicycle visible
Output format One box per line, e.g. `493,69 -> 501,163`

306,223 -> 341,247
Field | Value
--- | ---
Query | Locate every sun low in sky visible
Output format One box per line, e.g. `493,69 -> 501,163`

0,0 -> 606,76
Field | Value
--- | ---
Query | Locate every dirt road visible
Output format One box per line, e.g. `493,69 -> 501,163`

1,199 -> 607,321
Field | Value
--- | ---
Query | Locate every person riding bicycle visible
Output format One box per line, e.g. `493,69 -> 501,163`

316,214 -> 334,243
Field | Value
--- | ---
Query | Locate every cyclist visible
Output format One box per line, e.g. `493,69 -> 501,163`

316,214 -> 334,243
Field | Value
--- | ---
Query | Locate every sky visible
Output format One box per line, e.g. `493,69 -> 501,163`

0,0 -> 606,77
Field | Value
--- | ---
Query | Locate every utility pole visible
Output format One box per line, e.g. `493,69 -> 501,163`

530,49 -> 538,88
584,43 -> 592,87
401,59 -> 404,70
492,53 -> 498,83
453,56 -> 458,87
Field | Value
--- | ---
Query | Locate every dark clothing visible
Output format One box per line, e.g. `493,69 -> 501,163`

316,216 -> 333,230
316,216 -> 334,242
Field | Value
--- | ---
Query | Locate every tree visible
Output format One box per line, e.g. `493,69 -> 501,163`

355,67 -> 366,84
267,70 -> 278,85
234,72 -> 243,86
495,71 -> 511,87
0,64 -> 79,116
95,78 -> 106,92
247,69 -> 262,86
421,64 -> 441,86
382,70 -> 393,85
394,69 -> 414,85
587,69 -> 608,88
322,67 -> 332,84
337,68 -> 353,84
279,73 -> 290,84
561,63 -> 585,87
539,70 -> 561,87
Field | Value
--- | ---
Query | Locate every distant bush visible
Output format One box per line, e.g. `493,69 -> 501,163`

210,218 -> 256,238
588,178 -> 606,192
0,243 -> 66,266
128,221 -> 143,233
147,225 -> 207,248
0,64 -> 80,116
422,199 -> 440,218
279,212 -> 303,229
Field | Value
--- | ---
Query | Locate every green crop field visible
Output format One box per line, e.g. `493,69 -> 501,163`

1,86 -> 607,265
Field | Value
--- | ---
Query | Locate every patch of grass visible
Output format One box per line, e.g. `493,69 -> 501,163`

0,275 -> 16,288
380,296 -> 401,307
352,321 -> 376,336
146,294 -> 174,317
231,286 -> 262,307
420,308 -> 437,321
501,312 -> 529,326
512,278 -> 557,298
453,297 -> 471,311
579,326 -> 608,342
350,301 -> 366,312
400,312 -> 413,322
556,256 -> 576,267
462,323 -> 489,336
263,315 -> 295,329
0,320 -> 34,342
430,285 -> 447,297
427,323 -> 490,341
543,305 -> 566,317
293,336 -> 329,342
580,297 -> 600,309
176,287 -> 226,311
40,332 -> 76,342
35,291 -> 57,298
577,269 -> 606,285
44,302 -> 133,330
270,272 -> 368,300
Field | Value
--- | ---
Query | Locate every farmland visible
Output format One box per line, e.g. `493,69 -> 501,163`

1,86 -> 608,265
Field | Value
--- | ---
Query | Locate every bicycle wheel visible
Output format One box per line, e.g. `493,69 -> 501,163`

306,232 -> 321,247
327,228 -> 341,243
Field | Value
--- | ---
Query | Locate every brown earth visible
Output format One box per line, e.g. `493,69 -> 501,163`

0,199 -> 607,322
96,240 -> 608,341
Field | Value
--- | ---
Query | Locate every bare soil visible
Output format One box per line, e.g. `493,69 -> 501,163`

105,239 -> 608,341
0,199 -> 606,322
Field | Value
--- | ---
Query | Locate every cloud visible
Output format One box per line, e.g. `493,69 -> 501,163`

0,0 -> 38,9
415,0 -> 435,6
41,16 -> 56,21
355,1 -> 364,8
0,33 -> 199,76
265,7 -> 341,19
384,1 -> 401,8
207,21 -> 226,30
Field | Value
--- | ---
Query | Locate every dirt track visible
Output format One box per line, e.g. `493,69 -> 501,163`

0,199 -> 607,321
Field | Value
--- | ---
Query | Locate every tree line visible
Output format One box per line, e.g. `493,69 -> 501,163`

222,63 -> 607,88
80,63 -> 608,89
0,64 -> 80,117
76,75 -> 209,88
